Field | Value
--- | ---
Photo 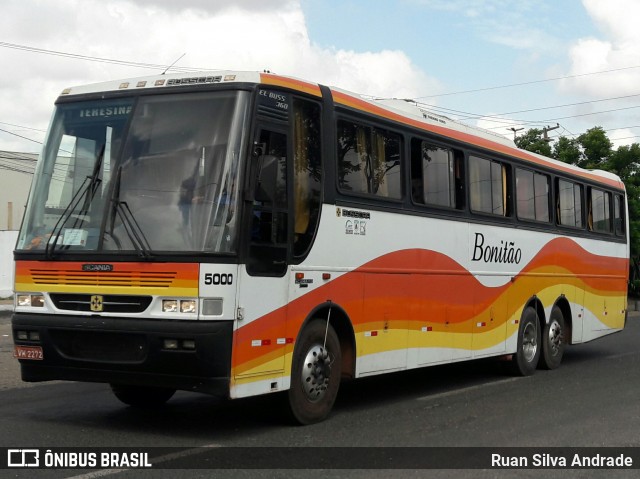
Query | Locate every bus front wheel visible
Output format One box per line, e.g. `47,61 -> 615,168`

511,306 -> 541,376
110,384 -> 176,407
288,320 -> 342,425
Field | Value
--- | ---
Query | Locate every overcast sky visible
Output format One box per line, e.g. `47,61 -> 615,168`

1,0 -> 640,158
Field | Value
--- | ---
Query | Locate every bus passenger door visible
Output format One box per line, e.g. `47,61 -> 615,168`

233,125 -> 290,387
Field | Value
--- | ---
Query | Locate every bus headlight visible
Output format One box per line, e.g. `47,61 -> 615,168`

180,300 -> 196,313
162,300 -> 178,313
162,299 -> 197,314
17,294 -> 45,307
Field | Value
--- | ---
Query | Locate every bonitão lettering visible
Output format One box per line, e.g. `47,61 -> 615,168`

472,232 -> 522,264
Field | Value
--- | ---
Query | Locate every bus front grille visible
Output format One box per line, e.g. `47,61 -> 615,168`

50,294 -> 152,313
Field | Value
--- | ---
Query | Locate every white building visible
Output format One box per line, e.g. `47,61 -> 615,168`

0,151 -> 36,297
0,151 -> 35,230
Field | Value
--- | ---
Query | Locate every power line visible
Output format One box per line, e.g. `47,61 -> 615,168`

448,93 -> 640,122
0,121 -> 46,133
529,104 -> 640,124
414,90 -> 640,128
0,41 -> 206,73
0,126 -> 44,145
0,151 -> 38,163
416,64 -> 640,99
0,166 -> 33,175
478,104 -> 640,132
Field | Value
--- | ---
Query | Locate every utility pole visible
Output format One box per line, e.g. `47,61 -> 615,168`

508,127 -> 523,140
541,123 -> 560,142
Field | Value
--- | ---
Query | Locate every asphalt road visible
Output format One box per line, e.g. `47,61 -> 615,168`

1,310 -> 639,478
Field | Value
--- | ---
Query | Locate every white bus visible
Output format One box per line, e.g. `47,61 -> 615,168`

13,71 -> 628,424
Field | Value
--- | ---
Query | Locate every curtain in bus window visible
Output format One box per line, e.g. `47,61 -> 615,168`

371,131 -> 388,196
495,163 -> 505,216
574,184 -> 583,227
292,99 -> 322,258
533,173 -> 550,222
469,156 -> 485,212
371,129 -> 401,199
294,108 -> 310,234
355,126 -> 369,193
614,194 -> 624,235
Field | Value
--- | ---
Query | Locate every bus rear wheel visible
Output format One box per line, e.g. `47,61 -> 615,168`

511,306 -> 541,376
539,305 -> 565,370
288,320 -> 342,425
110,384 -> 176,407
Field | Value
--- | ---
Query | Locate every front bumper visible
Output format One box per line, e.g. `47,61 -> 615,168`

12,313 -> 233,396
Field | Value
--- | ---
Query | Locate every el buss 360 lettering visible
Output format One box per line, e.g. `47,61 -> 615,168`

472,232 -> 522,264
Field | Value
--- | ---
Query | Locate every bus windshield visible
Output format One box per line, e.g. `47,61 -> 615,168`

17,90 -> 250,255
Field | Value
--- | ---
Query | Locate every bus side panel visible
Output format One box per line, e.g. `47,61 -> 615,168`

230,267 -> 288,398
356,273 -> 410,375
471,275 -> 508,358
228,208 -> 628,398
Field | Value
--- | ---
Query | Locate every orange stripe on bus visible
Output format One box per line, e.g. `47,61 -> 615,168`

260,73 -> 322,97
232,238 -> 626,371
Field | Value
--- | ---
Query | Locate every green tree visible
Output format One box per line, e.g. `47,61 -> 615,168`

607,143 -> 640,181
516,126 -> 640,260
576,126 -> 612,169
553,136 -> 581,165
514,128 -> 552,157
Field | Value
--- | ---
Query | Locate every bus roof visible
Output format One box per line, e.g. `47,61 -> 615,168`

58,70 -> 624,191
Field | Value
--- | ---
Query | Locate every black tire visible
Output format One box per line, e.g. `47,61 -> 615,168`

288,320 -> 342,425
510,306 -> 541,376
110,384 -> 175,408
539,305 -> 565,370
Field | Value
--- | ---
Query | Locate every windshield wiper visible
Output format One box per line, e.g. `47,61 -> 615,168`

45,146 -> 106,259
108,165 -> 153,259
112,199 -> 153,259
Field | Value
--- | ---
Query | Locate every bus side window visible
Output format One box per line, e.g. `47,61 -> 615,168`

469,156 -> 510,217
588,187 -> 612,233
557,179 -> 584,228
247,128 -> 289,276
516,168 -> 550,222
410,140 -> 463,209
337,119 -> 401,199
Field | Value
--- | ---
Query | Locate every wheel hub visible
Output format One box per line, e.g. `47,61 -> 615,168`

522,321 -> 538,362
547,320 -> 563,355
301,344 -> 331,401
